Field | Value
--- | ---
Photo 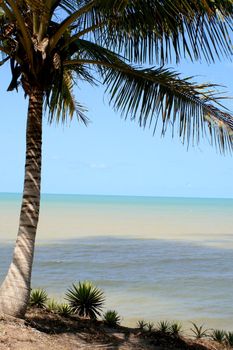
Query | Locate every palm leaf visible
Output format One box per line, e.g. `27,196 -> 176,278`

46,69 -> 89,125
5,0 -> 33,65
104,65 -> 233,152
65,42 -> 233,153
64,0 -> 233,64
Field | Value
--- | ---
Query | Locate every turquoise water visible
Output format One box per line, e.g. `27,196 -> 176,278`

1,193 -> 233,329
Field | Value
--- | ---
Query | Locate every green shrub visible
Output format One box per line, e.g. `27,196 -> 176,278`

170,322 -> 182,336
65,281 -> 105,319
225,331 -> 233,346
30,288 -> 48,308
210,329 -> 226,343
57,303 -> 73,317
103,310 -> 121,327
137,320 -> 148,331
190,323 -> 209,339
156,320 -> 171,334
46,298 -> 59,313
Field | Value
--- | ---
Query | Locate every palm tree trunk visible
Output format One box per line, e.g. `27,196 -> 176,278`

0,86 -> 43,318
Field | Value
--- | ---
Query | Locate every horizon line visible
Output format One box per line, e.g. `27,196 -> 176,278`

0,191 -> 233,200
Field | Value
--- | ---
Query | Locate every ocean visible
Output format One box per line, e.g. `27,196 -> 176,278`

1,193 -> 233,330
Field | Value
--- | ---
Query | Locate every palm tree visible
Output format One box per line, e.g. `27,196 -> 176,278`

0,0 -> 233,318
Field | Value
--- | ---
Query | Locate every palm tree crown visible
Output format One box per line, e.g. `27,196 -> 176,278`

0,0 -> 233,151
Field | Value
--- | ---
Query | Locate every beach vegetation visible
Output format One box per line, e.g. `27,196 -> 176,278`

0,1 -> 233,318
190,322 -> 209,339
146,322 -> 155,333
170,321 -> 183,336
57,303 -> 73,317
210,329 -> 226,343
65,281 -> 105,319
103,310 -> 121,327
46,298 -> 59,314
29,289 -> 48,309
137,320 -> 148,332
156,320 -> 171,334
225,331 -> 233,347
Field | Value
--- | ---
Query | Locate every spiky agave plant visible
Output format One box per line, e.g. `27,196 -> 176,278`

147,322 -> 155,332
46,298 -> 59,314
225,331 -> 233,347
57,303 -> 73,317
29,288 -> 48,308
103,310 -> 121,327
65,281 -> 105,319
137,320 -> 148,332
170,322 -> 183,337
190,322 -> 209,339
156,320 -> 171,334
210,329 -> 226,343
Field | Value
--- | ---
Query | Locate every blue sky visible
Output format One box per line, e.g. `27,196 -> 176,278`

0,58 -> 233,198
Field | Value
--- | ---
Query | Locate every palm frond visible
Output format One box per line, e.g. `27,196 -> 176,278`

67,0 -> 233,64
104,65 -> 233,152
64,38 -> 125,67
5,0 -> 33,65
103,65 -> 233,152
46,69 -> 89,125
49,1 -> 95,51
24,0 -> 45,12
0,2 -> 13,20
60,0 -> 92,13
0,10 -> 17,59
